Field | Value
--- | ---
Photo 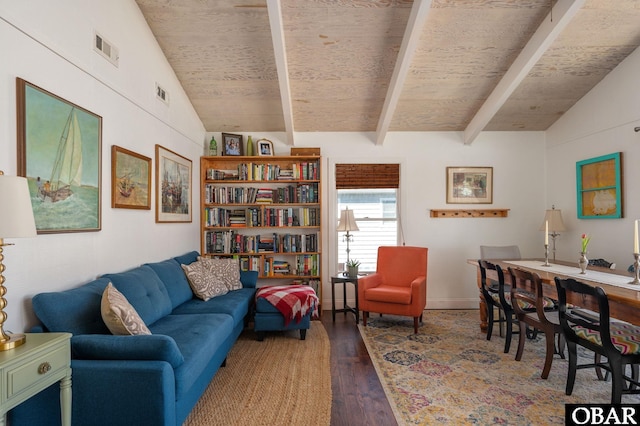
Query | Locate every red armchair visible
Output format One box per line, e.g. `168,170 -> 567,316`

358,246 -> 428,333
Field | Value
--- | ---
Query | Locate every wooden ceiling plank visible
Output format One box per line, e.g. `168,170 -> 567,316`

267,0 -> 295,145
463,0 -> 586,145
375,0 -> 433,146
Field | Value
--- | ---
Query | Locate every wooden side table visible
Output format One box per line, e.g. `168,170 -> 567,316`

0,332 -> 72,426
331,275 -> 359,323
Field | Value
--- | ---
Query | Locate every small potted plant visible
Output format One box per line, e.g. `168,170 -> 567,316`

347,259 -> 361,278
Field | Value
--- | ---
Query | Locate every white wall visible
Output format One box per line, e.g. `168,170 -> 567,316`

546,46 -> 640,271
0,1 -> 205,332
208,131 -> 547,310
0,1 -> 553,334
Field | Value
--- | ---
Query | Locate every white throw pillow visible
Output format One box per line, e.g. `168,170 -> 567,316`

181,260 -> 229,301
101,282 -> 152,335
197,257 -> 243,291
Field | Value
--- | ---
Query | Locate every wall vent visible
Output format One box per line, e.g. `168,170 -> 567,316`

156,83 -> 169,104
94,32 -> 119,67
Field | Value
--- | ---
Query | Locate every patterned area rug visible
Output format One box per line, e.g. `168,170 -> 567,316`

359,309 -> 640,425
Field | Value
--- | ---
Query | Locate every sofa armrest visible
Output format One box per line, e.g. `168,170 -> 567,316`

358,273 -> 382,291
240,270 -> 259,289
72,334 -> 184,368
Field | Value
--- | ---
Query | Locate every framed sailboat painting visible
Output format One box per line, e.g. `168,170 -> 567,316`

112,146 -> 152,210
155,144 -> 192,223
16,78 -> 102,233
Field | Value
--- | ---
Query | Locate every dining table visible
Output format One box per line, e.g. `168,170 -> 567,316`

467,258 -> 640,331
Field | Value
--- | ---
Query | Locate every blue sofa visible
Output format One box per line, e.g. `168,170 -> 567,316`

9,251 -> 258,426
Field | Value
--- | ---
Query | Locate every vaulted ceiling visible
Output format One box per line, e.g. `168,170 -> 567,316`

135,0 -> 640,144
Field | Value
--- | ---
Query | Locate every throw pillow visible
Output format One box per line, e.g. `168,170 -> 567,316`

198,257 -> 243,291
181,260 -> 229,301
101,282 -> 152,335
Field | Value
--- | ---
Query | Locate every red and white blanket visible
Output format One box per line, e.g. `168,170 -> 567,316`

256,285 -> 318,326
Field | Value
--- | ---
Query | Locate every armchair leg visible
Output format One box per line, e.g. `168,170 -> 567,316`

413,317 -> 419,334
363,311 -> 368,327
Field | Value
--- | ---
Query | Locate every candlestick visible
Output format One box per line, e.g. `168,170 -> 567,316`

629,253 -> 640,285
542,244 -> 550,267
634,220 -> 639,254
545,220 -> 548,245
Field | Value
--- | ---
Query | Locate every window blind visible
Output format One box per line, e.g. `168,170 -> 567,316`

335,164 -> 399,189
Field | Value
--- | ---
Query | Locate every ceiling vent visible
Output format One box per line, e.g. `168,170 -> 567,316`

156,83 -> 169,105
94,32 -> 119,67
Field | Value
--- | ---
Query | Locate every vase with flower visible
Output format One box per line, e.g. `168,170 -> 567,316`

579,233 -> 591,274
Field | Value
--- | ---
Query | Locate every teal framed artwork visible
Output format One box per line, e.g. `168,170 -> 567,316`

576,152 -> 622,219
16,78 -> 102,233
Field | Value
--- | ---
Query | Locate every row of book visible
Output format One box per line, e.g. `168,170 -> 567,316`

204,207 -> 320,227
205,161 -> 319,182
203,230 -> 319,254
204,183 -> 318,204
205,254 -> 320,278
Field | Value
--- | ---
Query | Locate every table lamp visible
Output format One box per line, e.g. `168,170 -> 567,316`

540,205 -> 566,261
337,208 -> 359,267
0,171 -> 37,350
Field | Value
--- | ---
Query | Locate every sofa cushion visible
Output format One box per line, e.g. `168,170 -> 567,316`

145,258 -> 194,309
102,265 -> 173,326
149,313 -> 234,399
101,283 -> 151,335
174,251 -> 199,266
172,288 -> 255,328
32,278 -> 111,335
181,261 -> 229,301
198,257 -> 243,291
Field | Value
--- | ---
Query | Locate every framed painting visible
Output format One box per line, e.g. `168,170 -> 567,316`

446,167 -> 493,204
111,145 -> 151,210
16,78 -> 102,233
222,133 -> 243,156
155,144 -> 192,223
576,152 -> 622,219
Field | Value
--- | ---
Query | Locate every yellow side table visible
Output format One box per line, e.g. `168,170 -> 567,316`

0,333 -> 72,426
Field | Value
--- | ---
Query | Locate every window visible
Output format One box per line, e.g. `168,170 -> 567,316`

337,189 -> 397,273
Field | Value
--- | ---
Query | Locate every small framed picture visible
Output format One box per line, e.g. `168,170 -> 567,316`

111,145 -> 151,210
257,138 -> 274,156
446,166 -> 493,204
222,133 -> 243,156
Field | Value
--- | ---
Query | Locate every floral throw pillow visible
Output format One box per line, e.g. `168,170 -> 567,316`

198,257 -> 243,291
181,260 -> 229,301
101,282 -> 152,335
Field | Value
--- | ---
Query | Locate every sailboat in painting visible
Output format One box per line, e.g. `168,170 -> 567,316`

41,107 -> 82,202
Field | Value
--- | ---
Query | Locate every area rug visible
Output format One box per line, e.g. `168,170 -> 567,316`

183,322 -> 331,426
359,309 -> 640,425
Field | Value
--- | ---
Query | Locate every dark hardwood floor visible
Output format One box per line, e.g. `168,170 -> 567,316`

320,310 -> 397,426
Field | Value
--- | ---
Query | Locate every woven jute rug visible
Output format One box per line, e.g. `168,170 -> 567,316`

359,309 -> 640,425
183,322 -> 331,426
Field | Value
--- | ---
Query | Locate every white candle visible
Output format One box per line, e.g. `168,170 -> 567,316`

545,220 -> 549,245
634,220 -> 639,254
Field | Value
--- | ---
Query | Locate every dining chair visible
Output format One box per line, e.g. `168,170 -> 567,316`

555,277 -> 640,403
508,267 -> 564,379
478,260 -> 520,353
588,258 -> 616,269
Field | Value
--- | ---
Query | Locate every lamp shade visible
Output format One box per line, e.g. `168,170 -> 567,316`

0,173 -> 37,238
539,207 -> 566,233
337,208 -> 359,232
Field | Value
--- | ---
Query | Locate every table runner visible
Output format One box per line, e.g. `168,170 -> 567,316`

504,260 -> 640,291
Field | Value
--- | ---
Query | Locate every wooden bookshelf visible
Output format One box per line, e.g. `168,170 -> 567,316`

200,155 -> 322,307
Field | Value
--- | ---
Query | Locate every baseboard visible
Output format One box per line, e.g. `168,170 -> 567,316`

323,298 -> 479,311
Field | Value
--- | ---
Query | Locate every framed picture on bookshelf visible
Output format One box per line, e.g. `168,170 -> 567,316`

155,144 -> 192,223
222,133 -> 243,156
446,166 -> 493,204
16,77 -> 102,234
111,145 -> 151,210
576,152 -> 622,219
257,138 -> 274,156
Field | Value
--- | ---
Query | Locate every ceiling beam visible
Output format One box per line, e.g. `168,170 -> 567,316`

266,0 -> 294,145
375,0 -> 432,146
463,0 -> 585,145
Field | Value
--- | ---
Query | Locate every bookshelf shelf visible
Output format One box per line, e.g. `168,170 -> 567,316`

200,155 -> 323,308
